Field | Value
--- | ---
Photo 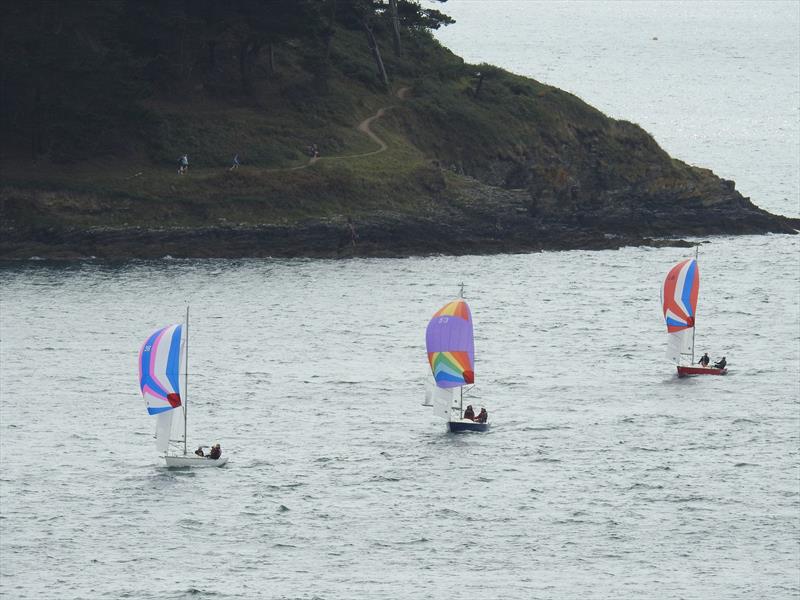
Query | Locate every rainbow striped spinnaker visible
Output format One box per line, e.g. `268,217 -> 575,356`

426,299 -> 475,388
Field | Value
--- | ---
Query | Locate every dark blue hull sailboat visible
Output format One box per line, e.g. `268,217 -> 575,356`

426,287 -> 490,434
448,420 -> 490,433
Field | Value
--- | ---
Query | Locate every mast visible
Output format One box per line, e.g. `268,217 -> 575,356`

692,246 -> 698,364
459,283 -> 465,415
184,305 -> 189,456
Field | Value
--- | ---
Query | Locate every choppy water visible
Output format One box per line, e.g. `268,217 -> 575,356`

1,236 -> 798,599
2,2 -> 800,599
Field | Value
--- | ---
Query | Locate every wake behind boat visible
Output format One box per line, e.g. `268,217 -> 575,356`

138,307 -> 228,467
425,286 -> 489,432
661,250 -> 728,378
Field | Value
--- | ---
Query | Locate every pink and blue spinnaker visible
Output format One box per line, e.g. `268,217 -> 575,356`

138,324 -> 183,415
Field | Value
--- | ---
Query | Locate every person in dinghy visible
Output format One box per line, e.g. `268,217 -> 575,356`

698,352 -> 710,368
462,405 -> 476,421
207,444 -> 222,460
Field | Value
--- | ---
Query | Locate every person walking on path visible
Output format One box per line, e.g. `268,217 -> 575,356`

178,154 -> 189,175
230,154 -> 240,170
346,216 -> 358,247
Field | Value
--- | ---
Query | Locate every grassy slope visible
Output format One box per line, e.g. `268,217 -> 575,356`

0,24 -> 781,252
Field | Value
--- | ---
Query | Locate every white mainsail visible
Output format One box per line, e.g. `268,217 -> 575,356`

155,411 -> 173,452
666,329 -> 694,364
431,386 -> 457,421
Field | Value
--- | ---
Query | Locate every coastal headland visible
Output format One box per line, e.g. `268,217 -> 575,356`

1,2 -> 796,260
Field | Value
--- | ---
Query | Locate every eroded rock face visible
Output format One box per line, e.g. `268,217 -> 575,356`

1,179 -> 795,260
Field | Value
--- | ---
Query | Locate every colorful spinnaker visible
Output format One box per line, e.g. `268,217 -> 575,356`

138,324 -> 183,415
138,309 -> 228,465
426,299 -> 475,388
662,258 -> 699,364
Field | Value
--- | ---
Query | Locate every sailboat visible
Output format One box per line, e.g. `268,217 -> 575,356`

138,307 -> 229,467
425,286 -> 489,432
661,251 -> 727,377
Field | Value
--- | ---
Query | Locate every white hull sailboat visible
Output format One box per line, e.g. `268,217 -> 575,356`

164,454 -> 228,468
138,307 -> 228,467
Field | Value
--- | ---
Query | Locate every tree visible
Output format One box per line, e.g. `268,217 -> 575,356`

1,0 -> 146,160
230,0 -> 325,94
388,0 -> 401,55
341,0 -> 390,88
397,0 -> 454,31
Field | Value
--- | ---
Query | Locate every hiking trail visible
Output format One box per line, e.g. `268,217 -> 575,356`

279,86 -> 410,172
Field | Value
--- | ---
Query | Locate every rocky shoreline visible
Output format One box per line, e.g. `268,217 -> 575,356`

2,187 -> 796,261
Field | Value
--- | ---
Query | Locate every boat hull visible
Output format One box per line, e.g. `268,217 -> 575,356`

448,420 -> 490,433
164,455 -> 229,468
676,365 -> 728,377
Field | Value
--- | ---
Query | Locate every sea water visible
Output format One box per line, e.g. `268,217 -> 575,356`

1,2 -> 798,599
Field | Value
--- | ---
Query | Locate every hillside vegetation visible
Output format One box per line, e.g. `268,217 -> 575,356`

0,0 -> 795,259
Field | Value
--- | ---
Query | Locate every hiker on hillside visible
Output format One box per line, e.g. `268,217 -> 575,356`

346,216 -> 357,247
178,154 -> 189,175
230,154 -> 240,170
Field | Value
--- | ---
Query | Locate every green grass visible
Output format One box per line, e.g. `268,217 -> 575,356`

1,25 -> 730,235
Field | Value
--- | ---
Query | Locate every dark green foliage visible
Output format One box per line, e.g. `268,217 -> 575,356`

0,0 -> 453,162
1,1 -> 148,160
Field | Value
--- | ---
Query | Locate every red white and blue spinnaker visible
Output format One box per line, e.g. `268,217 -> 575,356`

662,258 -> 699,367
661,256 -> 726,376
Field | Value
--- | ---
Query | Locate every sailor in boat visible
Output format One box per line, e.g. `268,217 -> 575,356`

462,405 -> 476,421
698,352 -> 710,368
475,408 -> 488,423
194,446 -> 205,457
713,357 -> 727,370
207,444 -> 222,460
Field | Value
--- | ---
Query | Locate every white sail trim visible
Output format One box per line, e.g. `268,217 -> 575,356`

666,328 -> 694,364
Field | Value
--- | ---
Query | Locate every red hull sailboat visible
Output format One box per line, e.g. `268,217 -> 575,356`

676,365 -> 727,377
662,251 -> 727,377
